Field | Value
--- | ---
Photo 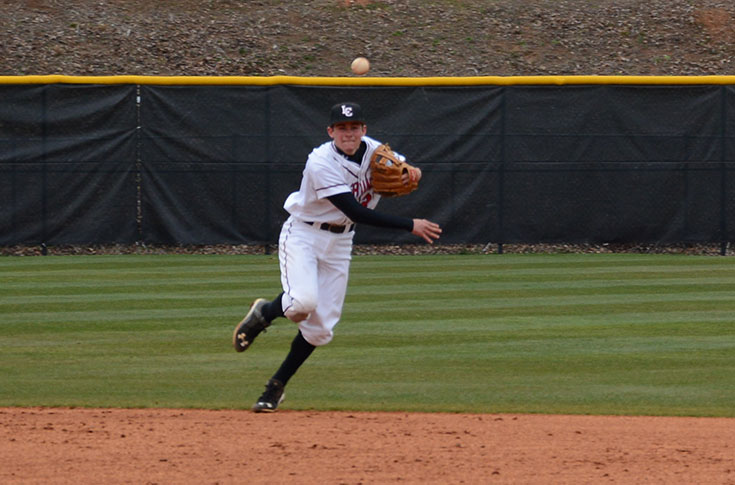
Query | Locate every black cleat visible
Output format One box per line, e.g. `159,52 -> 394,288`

233,298 -> 270,352
252,379 -> 285,413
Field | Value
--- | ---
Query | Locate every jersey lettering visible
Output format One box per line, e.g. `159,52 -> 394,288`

351,178 -> 372,200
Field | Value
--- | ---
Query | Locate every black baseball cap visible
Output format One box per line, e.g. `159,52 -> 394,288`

329,102 -> 365,125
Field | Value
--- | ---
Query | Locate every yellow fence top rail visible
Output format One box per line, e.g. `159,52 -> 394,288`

3,75 -> 735,86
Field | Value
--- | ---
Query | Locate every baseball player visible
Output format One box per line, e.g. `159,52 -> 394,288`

233,101 -> 442,412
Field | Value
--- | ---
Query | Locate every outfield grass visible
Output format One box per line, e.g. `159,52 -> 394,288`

1,253 -> 734,417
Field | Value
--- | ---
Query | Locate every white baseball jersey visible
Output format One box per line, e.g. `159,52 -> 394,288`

283,135 -> 385,225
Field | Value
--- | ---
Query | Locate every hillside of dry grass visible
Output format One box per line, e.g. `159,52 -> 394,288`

2,0 -> 735,77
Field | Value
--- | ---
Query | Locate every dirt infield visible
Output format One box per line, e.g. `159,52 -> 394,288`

1,408 -> 733,484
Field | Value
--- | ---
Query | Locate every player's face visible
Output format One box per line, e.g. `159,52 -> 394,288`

328,121 -> 367,156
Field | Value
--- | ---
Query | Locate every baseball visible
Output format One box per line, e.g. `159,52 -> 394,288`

351,57 -> 370,75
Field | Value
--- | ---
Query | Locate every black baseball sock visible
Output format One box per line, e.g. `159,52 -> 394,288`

272,331 -> 316,385
261,292 -> 285,323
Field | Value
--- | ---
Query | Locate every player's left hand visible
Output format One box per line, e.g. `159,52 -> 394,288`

402,166 -> 422,185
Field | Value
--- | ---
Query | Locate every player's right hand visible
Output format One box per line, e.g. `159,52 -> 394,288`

412,218 -> 442,244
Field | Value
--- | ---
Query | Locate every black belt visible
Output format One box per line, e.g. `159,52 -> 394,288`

305,221 -> 355,234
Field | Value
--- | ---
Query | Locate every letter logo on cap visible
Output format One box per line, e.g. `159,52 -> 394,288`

341,105 -> 353,117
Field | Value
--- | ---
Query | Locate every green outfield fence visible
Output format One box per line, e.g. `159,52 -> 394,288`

1,75 -> 733,252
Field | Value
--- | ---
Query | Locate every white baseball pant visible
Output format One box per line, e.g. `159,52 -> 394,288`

278,216 -> 353,346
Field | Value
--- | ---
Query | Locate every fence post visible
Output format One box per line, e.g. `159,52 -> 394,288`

720,86 -> 728,256
135,85 -> 143,244
41,86 -> 48,253
264,87 -> 272,255
497,86 -> 507,255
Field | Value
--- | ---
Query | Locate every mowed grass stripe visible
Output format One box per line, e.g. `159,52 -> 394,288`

1,287 -> 269,306
5,284 -> 733,311
351,253 -> 731,270
1,307 -> 250,329
2,279 -> 278,298
5,278 -> 735,301
349,278 -> 735,293
0,253 -> 276,270
1,264 -> 276,282
8,301 -> 730,326
350,266 -> 733,283
347,287 -> 735,303
10,271 -> 724,296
